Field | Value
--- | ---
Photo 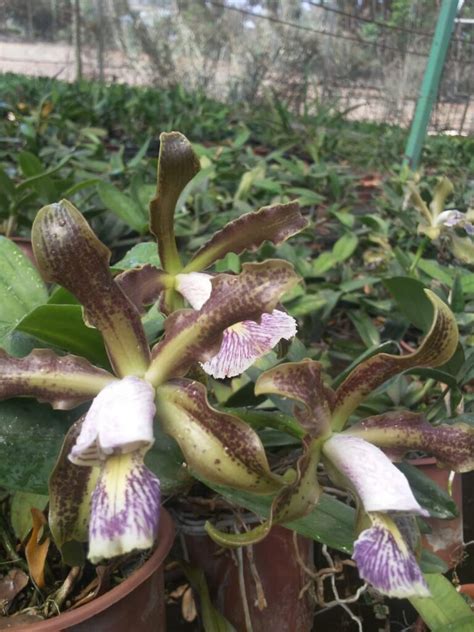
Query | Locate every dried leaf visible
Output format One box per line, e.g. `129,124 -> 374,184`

0,570 -> 28,610
25,508 -> 50,590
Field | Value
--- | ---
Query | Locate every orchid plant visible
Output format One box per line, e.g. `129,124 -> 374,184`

406,176 -> 474,264
0,132 -> 306,566
1,132 -> 472,608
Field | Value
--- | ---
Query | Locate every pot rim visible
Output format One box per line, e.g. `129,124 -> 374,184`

22,508 -> 174,631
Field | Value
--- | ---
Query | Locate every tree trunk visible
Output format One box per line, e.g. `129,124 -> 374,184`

73,0 -> 83,80
96,0 -> 105,82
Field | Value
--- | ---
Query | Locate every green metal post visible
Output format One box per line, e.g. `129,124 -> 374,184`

403,0 -> 458,170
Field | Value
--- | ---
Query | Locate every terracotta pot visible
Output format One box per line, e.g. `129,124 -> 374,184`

23,509 -> 175,632
410,457 -> 463,568
459,584 -> 474,599
179,514 -> 314,632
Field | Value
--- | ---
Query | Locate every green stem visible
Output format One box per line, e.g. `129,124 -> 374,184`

409,236 -> 429,273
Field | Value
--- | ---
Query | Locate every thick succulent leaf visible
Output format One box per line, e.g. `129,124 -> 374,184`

255,359 -> 332,438
0,349 -> 116,410
155,378 -> 283,493
345,411 -> 474,473
114,265 -> 170,313
149,132 -> 200,273
32,200 -> 149,377
205,438 -> 322,548
410,574 -> 474,631
185,202 -> 308,272
331,290 -> 458,429
146,260 -> 300,386
49,418 -> 99,565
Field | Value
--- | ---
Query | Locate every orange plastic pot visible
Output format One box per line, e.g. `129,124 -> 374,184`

24,509 -> 175,632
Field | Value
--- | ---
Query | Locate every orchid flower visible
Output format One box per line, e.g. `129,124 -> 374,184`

0,134 -> 306,563
115,132 -> 307,378
205,291 -> 474,598
407,176 -> 474,263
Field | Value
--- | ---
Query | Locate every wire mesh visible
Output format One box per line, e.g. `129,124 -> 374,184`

0,0 -> 472,134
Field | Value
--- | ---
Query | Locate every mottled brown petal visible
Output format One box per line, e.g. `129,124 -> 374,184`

32,200 -> 150,377
332,290 -> 458,430
146,260 -> 300,386
156,378 -> 283,493
205,437 -> 322,548
255,359 -> 332,438
0,349 -> 116,410
49,418 -> 99,560
185,202 -> 308,272
114,265 -> 170,314
345,411 -> 474,473
149,132 -> 201,273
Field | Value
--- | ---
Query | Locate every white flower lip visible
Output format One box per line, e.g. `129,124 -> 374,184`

69,376 -> 156,466
323,434 -> 428,516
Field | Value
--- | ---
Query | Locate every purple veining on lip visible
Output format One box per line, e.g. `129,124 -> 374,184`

202,309 -> 297,379
89,452 -> 160,562
353,525 -> 429,598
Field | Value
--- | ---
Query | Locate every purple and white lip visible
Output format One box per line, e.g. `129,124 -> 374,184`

69,376 -> 160,563
322,434 -> 430,598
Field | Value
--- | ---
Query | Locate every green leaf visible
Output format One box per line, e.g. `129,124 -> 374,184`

410,574 -> 474,631
113,242 -> 161,270
16,304 -> 110,368
461,273 -> 474,295
349,310 -> 380,348
180,562 -> 236,632
206,484 -> 355,554
384,277 -> 433,331
333,232 -> 358,261
98,182 -> 148,233
0,399 -> 78,494
397,462 -> 458,519
0,237 -> 48,345
10,491 -> 49,541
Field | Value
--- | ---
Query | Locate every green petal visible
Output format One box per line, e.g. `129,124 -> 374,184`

149,132 -> 200,273
331,290 -> 458,430
345,411 -> 474,473
156,378 -> 283,493
32,200 -> 150,377
114,265 -> 171,313
48,418 -> 99,564
255,359 -> 332,438
184,202 -> 308,273
449,234 -> 474,264
146,260 -> 300,386
430,176 -> 454,221
0,349 -> 116,409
